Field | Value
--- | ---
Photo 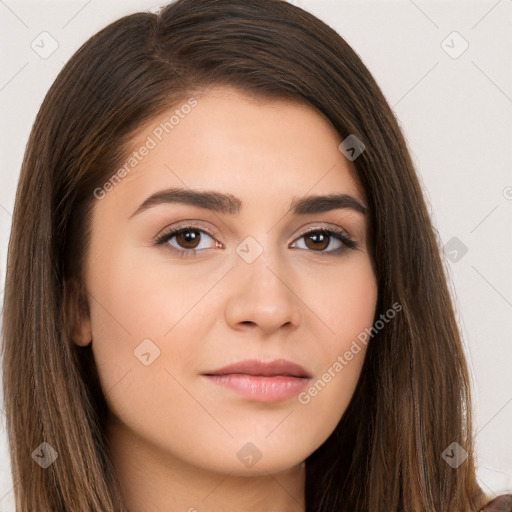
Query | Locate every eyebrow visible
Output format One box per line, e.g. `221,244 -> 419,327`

129,187 -> 367,219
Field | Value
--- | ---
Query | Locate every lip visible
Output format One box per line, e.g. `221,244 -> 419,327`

202,358 -> 312,403
204,358 -> 313,378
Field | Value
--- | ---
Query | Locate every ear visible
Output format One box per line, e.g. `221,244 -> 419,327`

64,277 -> 92,347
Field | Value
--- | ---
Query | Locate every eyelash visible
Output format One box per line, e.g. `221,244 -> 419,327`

153,224 -> 358,258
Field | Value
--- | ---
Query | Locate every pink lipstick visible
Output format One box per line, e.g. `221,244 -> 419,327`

202,358 -> 312,403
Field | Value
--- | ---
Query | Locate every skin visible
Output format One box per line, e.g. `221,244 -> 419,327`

74,86 -> 378,512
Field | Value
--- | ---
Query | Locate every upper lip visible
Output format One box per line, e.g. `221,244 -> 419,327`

203,358 -> 312,378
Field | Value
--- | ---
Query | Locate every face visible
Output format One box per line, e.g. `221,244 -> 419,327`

76,86 -> 378,476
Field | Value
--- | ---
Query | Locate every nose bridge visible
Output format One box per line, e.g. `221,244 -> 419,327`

224,233 -> 302,332
237,233 -> 285,296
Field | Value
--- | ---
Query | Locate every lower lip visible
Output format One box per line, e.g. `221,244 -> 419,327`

204,374 -> 311,403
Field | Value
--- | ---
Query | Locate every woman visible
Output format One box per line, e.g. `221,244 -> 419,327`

1,0 -> 510,510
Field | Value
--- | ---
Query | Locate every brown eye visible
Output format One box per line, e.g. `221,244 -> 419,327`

290,228 -> 358,255
174,229 -> 201,249
303,231 -> 330,251
154,226 -> 219,256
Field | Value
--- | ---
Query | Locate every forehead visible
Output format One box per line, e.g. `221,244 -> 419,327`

102,86 -> 367,213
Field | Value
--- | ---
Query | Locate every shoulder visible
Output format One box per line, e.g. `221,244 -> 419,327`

479,494 -> 512,512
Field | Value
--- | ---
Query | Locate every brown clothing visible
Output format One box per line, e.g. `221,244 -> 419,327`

479,494 -> 512,512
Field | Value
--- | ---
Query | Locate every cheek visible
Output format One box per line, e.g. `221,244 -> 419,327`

86,247 -> 220,393
296,256 -> 378,347
86,258 -> 205,448
294,258 -> 377,416
333,266 -> 378,339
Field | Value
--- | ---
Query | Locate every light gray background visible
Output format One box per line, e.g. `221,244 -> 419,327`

1,0 -> 511,510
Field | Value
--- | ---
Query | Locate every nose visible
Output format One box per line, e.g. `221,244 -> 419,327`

224,246 -> 302,335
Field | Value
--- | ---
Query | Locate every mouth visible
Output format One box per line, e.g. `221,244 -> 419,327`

202,358 -> 312,403
203,358 -> 313,378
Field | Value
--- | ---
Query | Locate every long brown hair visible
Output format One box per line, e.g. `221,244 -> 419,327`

1,0 -> 489,510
